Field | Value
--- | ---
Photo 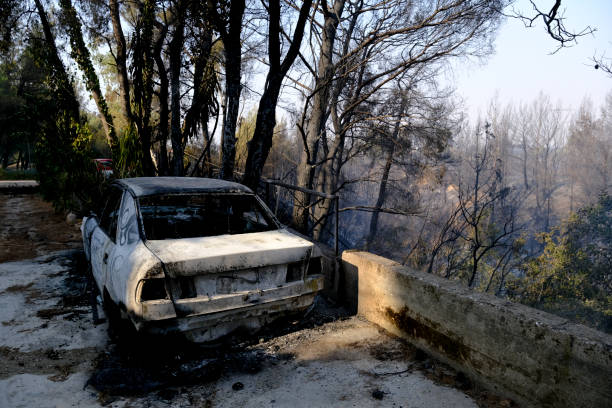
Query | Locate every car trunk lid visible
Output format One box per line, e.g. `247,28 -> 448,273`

144,229 -> 314,278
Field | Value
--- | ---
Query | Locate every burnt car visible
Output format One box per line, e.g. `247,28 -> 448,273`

81,177 -> 324,342
93,158 -> 113,178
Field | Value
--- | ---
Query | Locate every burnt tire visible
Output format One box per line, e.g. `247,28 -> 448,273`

103,291 -> 137,343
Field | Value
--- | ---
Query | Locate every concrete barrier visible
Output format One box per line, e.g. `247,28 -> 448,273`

342,250 -> 612,408
0,180 -> 39,194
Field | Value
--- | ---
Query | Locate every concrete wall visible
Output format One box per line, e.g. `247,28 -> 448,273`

342,250 -> 612,408
0,180 -> 39,194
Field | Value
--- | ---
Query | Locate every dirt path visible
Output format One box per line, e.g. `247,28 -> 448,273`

0,194 -> 82,263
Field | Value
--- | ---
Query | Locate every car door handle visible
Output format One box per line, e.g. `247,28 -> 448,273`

103,253 -> 109,264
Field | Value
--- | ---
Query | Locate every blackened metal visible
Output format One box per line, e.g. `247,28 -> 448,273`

115,177 -> 252,198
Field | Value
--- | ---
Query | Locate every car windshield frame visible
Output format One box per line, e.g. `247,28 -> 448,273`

136,192 -> 280,241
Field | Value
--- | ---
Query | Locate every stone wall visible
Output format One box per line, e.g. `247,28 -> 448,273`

342,250 -> 612,408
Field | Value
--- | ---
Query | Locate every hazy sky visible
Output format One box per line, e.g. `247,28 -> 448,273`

453,0 -> 612,120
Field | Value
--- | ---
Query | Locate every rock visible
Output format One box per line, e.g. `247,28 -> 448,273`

66,213 -> 77,225
372,389 -> 384,400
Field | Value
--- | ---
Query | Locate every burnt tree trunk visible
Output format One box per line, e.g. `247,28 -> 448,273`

311,16 -> 366,240
182,20 -> 213,155
209,0 -> 246,181
365,144 -> 395,251
132,0 -> 156,175
153,23 -> 170,176
33,0 -> 79,120
242,91 -> 279,189
293,0 -> 345,233
169,2 -> 186,176
242,0 -> 313,190
109,0 -> 132,122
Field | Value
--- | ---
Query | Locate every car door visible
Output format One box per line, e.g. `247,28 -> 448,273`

104,192 -> 141,304
90,187 -> 124,295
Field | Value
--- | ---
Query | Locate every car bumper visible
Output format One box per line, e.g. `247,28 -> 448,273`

134,275 -> 324,342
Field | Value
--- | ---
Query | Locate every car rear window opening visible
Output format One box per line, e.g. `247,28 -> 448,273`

139,194 -> 278,240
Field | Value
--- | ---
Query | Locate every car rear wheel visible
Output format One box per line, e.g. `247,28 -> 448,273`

103,290 -> 137,342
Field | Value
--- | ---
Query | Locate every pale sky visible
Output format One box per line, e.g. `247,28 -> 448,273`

453,0 -> 612,120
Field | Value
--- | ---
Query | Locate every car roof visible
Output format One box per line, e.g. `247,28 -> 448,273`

116,177 -> 253,197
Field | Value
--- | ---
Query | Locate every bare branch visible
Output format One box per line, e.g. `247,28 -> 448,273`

509,0 -> 595,53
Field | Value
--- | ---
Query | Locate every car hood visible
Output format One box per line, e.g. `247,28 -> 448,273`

144,229 -> 314,277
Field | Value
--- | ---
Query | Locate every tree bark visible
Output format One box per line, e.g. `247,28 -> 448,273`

109,0 -> 132,122
242,0 -> 313,190
132,0 -> 156,175
311,19 -> 366,240
208,0 -> 246,181
365,141 -> 396,250
169,1 -> 186,176
182,20 -> 213,148
33,0 -> 79,120
293,0 -> 346,232
153,23 -> 170,176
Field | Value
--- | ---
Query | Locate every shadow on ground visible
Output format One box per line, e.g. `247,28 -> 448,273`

86,291 -> 352,400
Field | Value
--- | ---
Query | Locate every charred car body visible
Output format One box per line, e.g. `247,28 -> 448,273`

81,177 -> 324,342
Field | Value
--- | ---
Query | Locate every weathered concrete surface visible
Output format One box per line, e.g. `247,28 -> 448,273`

342,250 -> 612,408
0,180 -> 39,194
204,319 -> 483,408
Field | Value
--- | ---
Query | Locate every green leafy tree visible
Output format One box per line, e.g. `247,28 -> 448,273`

29,0 -> 103,212
509,193 -> 612,333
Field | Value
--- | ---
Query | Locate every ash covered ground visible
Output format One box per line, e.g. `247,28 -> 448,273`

0,193 -> 514,407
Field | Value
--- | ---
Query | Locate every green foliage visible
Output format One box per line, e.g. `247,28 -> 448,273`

0,51 -> 43,170
0,168 -> 37,180
117,123 -> 143,177
85,113 -> 111,157
234,109 -> 258,171
508,193 -> 612,333
23,30 -> 104,213
59,0 -> 117,156
34,108 -> 103,212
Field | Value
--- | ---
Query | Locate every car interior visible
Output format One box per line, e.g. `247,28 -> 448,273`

138,193 -> 277,240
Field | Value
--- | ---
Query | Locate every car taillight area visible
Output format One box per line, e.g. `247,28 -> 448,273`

287,257 -> 322,281
286,261 -> 305,282
307,257 -> 322,276
140,278 -> 168,301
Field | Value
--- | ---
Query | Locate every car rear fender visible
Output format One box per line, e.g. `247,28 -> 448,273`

81,216 -> 98,262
